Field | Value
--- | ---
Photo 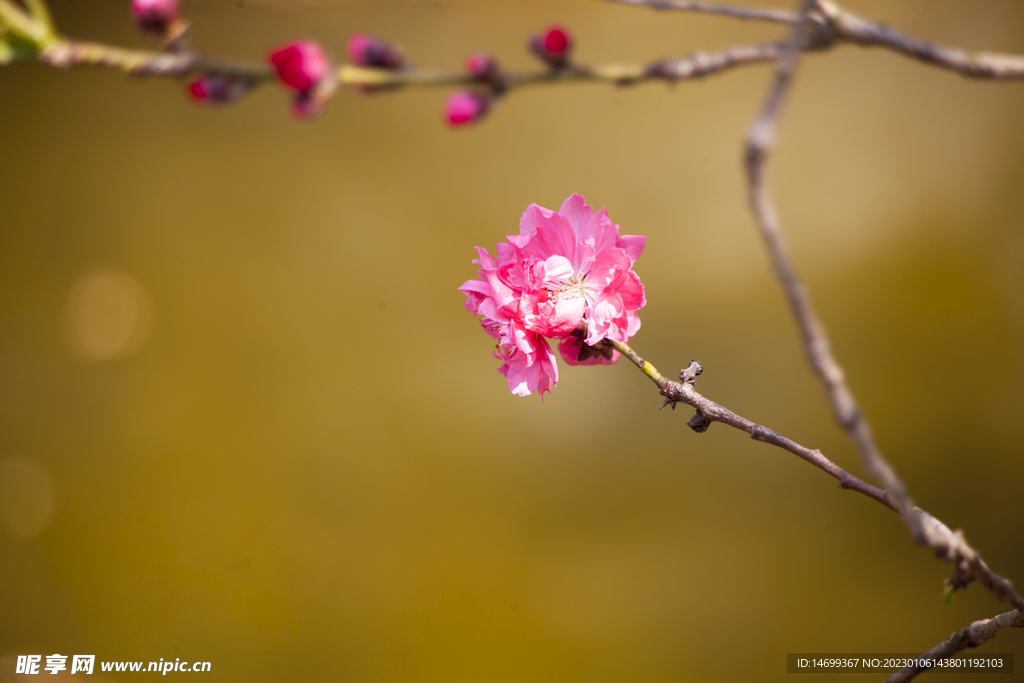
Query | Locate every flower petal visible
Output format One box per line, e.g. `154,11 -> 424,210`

517,203 -> 577,264
521,291 -> 585,338
585,247 -> 632,294
499,335 -> 558,397
615,234 -> 646,264
472,246 -> 497,269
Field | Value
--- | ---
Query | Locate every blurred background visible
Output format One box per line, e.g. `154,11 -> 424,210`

1,0 -> 1023,680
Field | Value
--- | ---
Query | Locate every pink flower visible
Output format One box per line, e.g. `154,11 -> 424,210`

530,25 -> 573,69
445,91 -> 490,127
460,194 -> 646,397
268,41 -> 329,94
131,0 -> 179,33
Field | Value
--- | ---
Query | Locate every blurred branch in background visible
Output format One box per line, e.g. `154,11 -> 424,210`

2,0 -> 1023,122
600,0 -> 798,24
603,0 -> 1024,79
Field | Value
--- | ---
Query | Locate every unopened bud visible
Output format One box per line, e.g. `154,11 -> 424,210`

186,74 -> 252,105
445,91 -> 490,127
466,52 -> 499,82
268,40 -> 330,94
529,25 -> 572,69
131,0 -> 180,34
348,34 -> 403,69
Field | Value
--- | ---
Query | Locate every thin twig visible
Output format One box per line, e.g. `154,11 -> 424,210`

817,0 -> 1024,80
603,341 -> 898,510
39,40 -> 271,78
601,0 -> 1024,80
0,0 -> 50,44
886,609 -> 1024,683
742,0 -> 919,518
598,0 -> 797,24
30,36 -> 793,89
22,0 -> 53,33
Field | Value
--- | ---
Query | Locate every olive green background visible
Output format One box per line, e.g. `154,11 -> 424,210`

1,0 -> 1023,681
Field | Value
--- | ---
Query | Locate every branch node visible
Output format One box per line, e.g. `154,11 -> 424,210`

679,359 -> 703,384
687,411 -> 712,433
836,467 -> 854,489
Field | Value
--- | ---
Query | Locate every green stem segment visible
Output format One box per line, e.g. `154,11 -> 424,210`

0,0 -> 56,46
604,339 -> 665,387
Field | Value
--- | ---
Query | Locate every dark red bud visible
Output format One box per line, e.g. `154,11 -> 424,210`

347,34 -> 403,69
530,24 -> 572,69
131,0 -> 180,34
186,74 -> 251,105
268,40 -> 330,94
466,52 -> 499,82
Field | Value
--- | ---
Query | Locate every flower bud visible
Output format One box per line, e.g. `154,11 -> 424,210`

186,74 -> 252,106
131,0 -> 180,34
268,40 -> 330,94
445,91 -> 490,127
529,25 -> 572,69
347,34 -> 403,69
466,52 -> 499,82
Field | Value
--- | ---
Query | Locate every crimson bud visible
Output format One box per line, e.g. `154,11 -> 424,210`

268,40 -> 330,94
466,52 -> 500,82
348,34 -> 403,69
530,25 -> 572,69
131,0 -> 180,34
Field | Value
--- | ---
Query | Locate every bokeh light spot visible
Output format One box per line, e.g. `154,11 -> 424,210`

64,269 -> 154,362
0,455 -> 56,540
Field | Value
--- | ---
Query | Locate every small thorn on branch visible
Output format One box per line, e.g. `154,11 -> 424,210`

659,397 -> 676,410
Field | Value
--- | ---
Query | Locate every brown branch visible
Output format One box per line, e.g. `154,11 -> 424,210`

886,609 -> 1024,683
743,0 -> 919,521
606,345 -> 899,511
598,0 -> 798,24
25,34 -> 798,90
648,41 -> 787,80
738,0 -> 1024,626
603,337 -> 1024,617
7,0 -> 797,87
39,40 -> 273,78
817,0 -> 1024,80
11,0 -> 1022,102
602,0 -> 1024,80
8,0 -> 1024,653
